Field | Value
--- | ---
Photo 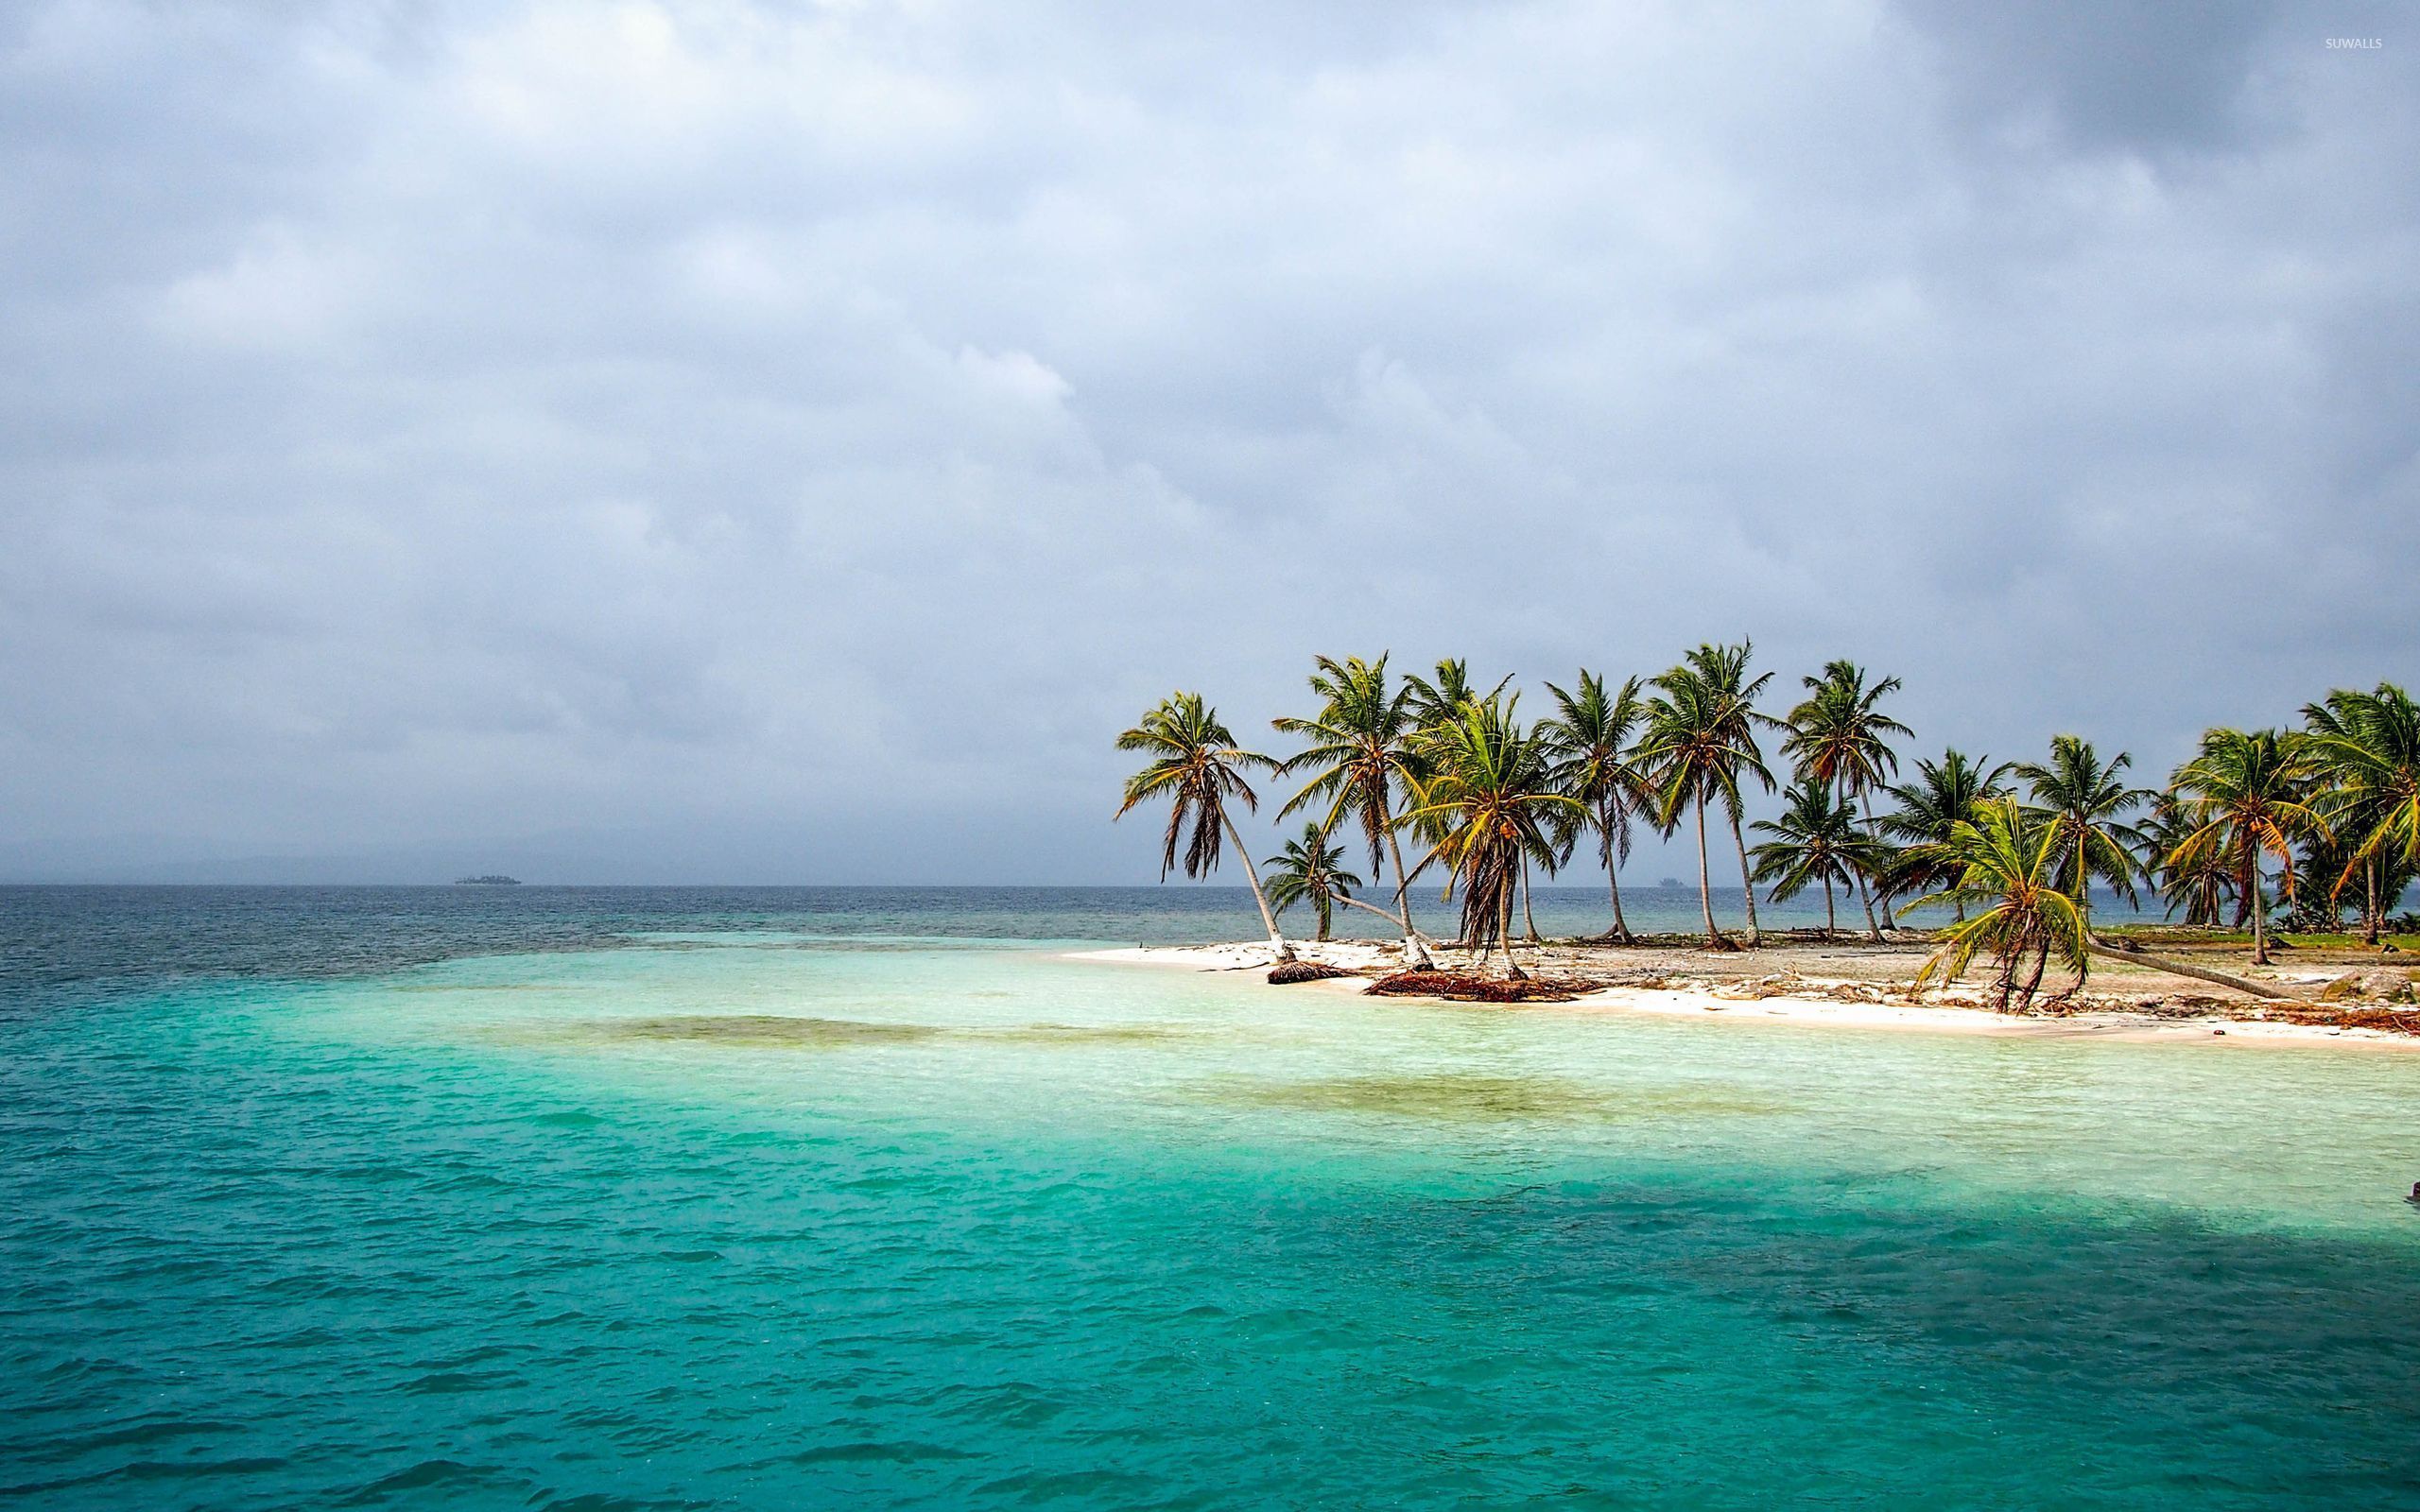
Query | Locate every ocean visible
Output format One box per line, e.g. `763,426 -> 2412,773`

2,885 -> 2415,1508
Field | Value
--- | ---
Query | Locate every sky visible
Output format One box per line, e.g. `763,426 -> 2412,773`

0,0 -> 2412,884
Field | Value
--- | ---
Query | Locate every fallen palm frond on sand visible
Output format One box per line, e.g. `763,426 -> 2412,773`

1365,971 -> 1607,1003
1266,960 -> 1355,984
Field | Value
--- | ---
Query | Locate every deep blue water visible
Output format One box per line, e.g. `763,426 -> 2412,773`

2,887 -> 2413,1508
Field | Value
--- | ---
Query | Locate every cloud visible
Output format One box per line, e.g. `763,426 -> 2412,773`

0,0 -> 2413,881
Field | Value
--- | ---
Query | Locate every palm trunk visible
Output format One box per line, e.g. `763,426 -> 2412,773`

1693,791 -> 1722,947
2251,866 -> 2269,966
1521,857 -> 1541,943
1382,828 -> 1431,969
1500,873 -> 1527,979
2363,859 -> 2380,947
1338,891 -> 1441,947
1603,811 -> 1633,942
1222,815 -> 1293,960
1849,785 -> 1883,942
2086,936 -> 2298,999
1824,875 -> 1837,938
2014,940 -> 2048,1011
1730,809 -> 1760,948
2231,838 -> 2255,931
1990,950 -> 2018,1012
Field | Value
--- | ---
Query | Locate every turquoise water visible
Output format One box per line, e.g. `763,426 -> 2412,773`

3,889 -> 2417,1507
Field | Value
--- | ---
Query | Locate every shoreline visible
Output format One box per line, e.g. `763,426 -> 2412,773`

1067,941 -> 2420,1051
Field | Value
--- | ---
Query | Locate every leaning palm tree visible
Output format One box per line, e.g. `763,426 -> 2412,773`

1674,643 -> 1780,945
1910,798 -> 2091,1012
1403,696 -> 1579,978
1115,692 -> 1293,960
1876,748 -> 2014,922
1272,653 -> 1433,966
2013,735 -> 2152,931
1750,778 -> 1889,938
1541,670 -> 1648,942
2165,728 -> 2329,966
2304,682 -> 2420,945
1262,824 -> 1362,941
1782,661 -> 1910,941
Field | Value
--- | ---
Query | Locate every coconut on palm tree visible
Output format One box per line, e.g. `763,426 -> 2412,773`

2164,728 -> 2329,966
1403,696 -> 1579,978
1541,670 -> 1648,942
1262,824 -> 1363,941
1750,778 -> 1890,938
1876,748 -> 2014,922
2304,682 -> 2420,945
1910,798 -> 2091,1012
2013,735 -> 2152,930
1272,653 -> 1433,966
1114,692 -> 1294,960
1782,661 -> 1910,941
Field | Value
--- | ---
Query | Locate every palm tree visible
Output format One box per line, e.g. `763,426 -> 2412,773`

1876,748 -> 2014,922
1263,824 -> 1363,941
1406,659 -> 1510,733
1750,778 -> 1889,938
2013,735 -> 2152,931
1635,657 -> 1771,949
1678,642 -> 1780,946
2304,683 -> 2420,945
2142,794 -> 2236,926
1403,696 -> 1579,977
1782,661 -> 1910,941
1405,659 -> 1530,940
1272,654 -> 1433,966
1115,692 -> 1293,960
1541,670 -> 1648,942
1910,799 -> 2092,1012
2278,826 -> 2360,935
2165,728 -> 2329,966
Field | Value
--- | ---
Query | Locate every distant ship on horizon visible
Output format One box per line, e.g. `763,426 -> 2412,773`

453,874 -> 522,885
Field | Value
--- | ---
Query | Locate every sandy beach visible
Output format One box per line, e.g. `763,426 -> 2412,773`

1069,938 -> 2420,1050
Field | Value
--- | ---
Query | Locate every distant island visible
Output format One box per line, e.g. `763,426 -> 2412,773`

453,875 -> 522,885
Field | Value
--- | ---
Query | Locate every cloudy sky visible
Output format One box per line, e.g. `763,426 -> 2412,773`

1,0 -> 2411,883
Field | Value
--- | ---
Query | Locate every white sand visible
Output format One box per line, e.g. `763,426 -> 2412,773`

1065,943 -> 2420,1051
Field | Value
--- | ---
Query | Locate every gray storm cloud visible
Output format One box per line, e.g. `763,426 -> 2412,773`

0,0 -> 2411,882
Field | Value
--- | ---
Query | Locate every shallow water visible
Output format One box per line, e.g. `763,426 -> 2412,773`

3,890 -> 2417,1508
